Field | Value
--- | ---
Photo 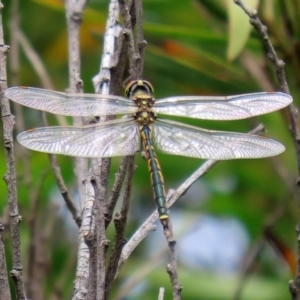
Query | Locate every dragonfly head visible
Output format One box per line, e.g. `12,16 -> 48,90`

125,80 -> 154,99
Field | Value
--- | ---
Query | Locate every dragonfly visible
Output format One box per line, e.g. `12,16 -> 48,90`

5,80 -> 292,220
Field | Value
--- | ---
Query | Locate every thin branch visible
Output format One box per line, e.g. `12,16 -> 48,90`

233,1 -> 298,298
135,0 -> 147,78
73,1 -> 123,298
105,156 -> 135,299
0,219 -> 11,300
93,0 -> 121,92
233,0 -> 300,181
0,1 -> 26,298
92,162 -> 110,300
158,288 -> 165,300
84,181 -> 98,300
118,0 -> 140,79
105,157 -> 129,228
65,0 -> 89,208
72,176 -> 95,300
166,241 -> 182,300
88,1 -> 123,298
49,154 -> 82,226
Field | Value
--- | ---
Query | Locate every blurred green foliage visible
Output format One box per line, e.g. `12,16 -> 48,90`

1,0 -> 298,299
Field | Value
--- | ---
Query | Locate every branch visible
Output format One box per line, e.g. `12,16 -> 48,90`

166,241 -> 182,300
233,1 -> 300,297
105,156 -> 135,299
72,176 -> 95,300
92,162 -> 111,300
76,1 -> 123,299
65,0 -> 89,208
233,1 -> 300,180
105,157 -> 129,228
93,0 -> 121,93
118,0 -> 140,79
158,288 -> 165,300
134,0 -> 146,78
0,219 -> 10,299
0,1 -> 27,298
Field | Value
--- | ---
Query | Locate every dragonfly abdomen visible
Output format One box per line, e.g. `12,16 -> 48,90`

140,125 -> 168,219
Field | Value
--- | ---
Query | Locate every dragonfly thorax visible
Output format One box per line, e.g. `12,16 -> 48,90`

134,109 -> 157,124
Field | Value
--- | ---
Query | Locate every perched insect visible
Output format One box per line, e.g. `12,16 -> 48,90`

5,80 -> 292,219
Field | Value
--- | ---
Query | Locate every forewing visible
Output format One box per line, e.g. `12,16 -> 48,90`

5,86 -> 136,116
152,119 -> 284,159
17,119 -> 141,158
154,92 -> 292,120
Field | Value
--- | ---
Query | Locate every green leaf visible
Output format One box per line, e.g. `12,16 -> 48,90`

227,0 -> 259,61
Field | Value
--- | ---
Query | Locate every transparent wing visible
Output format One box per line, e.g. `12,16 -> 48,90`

17,118 -> 141,158
5,86 -> 137,116
152,119 -> 284,159
154,92 -> 292,120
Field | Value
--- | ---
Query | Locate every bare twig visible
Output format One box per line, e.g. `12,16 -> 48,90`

50,155 -> 82,225
71,1 -> 124,298
65,0 -> 89,208
92,162 -> 110,300
166,241 -> 182,300
72,176 -> 95,300
233,1 -> 300,180
84,178 -> 98,300
0,219 -> 10,299
158,288 -> 165,300
0,1 -> 26,298
105,157 -> 129,228
134,0 -> 146,78
7,2 -> 66,297
105,156 -> 135,299
233,1 -> 299,298
93,0 -> 121,93
89,1 -> 123,298
118,0 -> 140,79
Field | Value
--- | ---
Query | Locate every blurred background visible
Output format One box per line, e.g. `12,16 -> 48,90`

1,0 -> 298,299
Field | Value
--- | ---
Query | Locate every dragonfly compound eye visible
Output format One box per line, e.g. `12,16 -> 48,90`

124,81 -> 137,97
141,80 -> 154,94
125,80 -> 154,98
